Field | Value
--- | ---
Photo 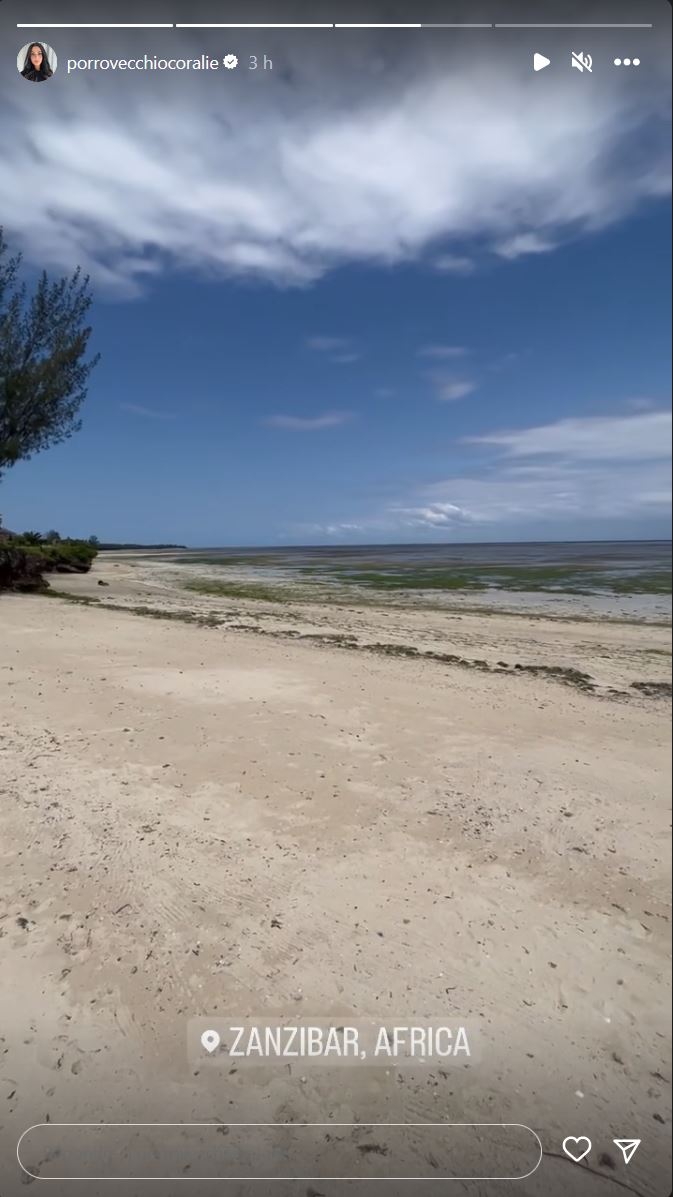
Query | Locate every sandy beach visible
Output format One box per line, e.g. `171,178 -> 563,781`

1,555 -> 671,1195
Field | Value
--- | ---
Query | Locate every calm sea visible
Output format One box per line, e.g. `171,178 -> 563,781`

190,540 -> 671,572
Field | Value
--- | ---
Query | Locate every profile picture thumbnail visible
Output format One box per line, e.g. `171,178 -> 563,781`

17,41 -> 57,83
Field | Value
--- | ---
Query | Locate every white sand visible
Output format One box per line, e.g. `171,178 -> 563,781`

0,564 -> 670,1195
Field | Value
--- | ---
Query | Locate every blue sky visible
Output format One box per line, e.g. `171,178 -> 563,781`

1,11 -> 671,544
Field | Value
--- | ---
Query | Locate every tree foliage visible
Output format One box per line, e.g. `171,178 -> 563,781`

0,229 -> 100,475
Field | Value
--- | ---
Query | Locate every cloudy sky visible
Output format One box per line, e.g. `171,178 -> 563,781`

1,0 -> 671,543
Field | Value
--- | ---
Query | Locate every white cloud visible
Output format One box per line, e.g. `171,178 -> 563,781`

467,411 -> 672,461
432,254 -> 476,275
311,410 -> 672,534
307,336 -> 361,364
286,520 -> 370,538
418,459 -> 672,524
418,345 -> 468,359
0,31 -> 669,292
323,522 -> 366,535
307,336 -> 351,352
637,490 -> 671,507
412,411 -> 673,526
330,352 -> 362,364
119,403 -> 176,420
433,378 -> 478,402
393,502 -> 475,527
494,232 -> 557,260
625,397 -> 657,412
488,351 -> 520,373
264,411 -> 353,430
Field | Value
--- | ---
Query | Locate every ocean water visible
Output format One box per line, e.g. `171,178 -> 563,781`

167,540 -> 671,606
142,539 -> 672,620
189,540 -> 672,573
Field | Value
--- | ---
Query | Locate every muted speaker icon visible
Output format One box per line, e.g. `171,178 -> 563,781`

571,50 -> 593,72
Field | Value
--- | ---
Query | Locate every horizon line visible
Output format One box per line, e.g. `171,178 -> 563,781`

94,536 -> 672,551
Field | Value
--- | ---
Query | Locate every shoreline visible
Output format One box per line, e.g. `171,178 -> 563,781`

96,546 -> 673,623
48,553 -> 672,699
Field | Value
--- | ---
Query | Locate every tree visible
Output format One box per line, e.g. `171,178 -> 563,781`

44,529 -> 62,543
88,534 -> 100,546
21,531 -> 43,544
0,228 -> 100,476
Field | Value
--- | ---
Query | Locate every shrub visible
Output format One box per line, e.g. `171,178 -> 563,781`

0,535 -> 98,590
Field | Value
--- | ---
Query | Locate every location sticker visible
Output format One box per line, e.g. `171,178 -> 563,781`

200,1029 -> 221,1054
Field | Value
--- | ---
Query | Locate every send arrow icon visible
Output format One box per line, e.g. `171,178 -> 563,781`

613,1139 -> 641,1165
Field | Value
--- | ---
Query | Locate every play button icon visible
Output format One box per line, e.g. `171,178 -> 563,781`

534,53 -> 551,71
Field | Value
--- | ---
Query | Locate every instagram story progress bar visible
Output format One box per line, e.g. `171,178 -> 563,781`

16,20 -> 655,28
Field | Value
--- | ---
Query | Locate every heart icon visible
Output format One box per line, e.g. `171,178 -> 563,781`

562,1136 -> 592,1163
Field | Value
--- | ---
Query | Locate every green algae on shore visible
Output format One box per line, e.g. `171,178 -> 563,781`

164,550 -> 671,599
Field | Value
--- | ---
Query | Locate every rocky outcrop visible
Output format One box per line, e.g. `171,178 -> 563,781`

0,538 -> 98,592
0,547 -> 50,591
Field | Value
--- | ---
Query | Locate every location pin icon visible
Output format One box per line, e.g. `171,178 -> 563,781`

201,1029 -> 220,1054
